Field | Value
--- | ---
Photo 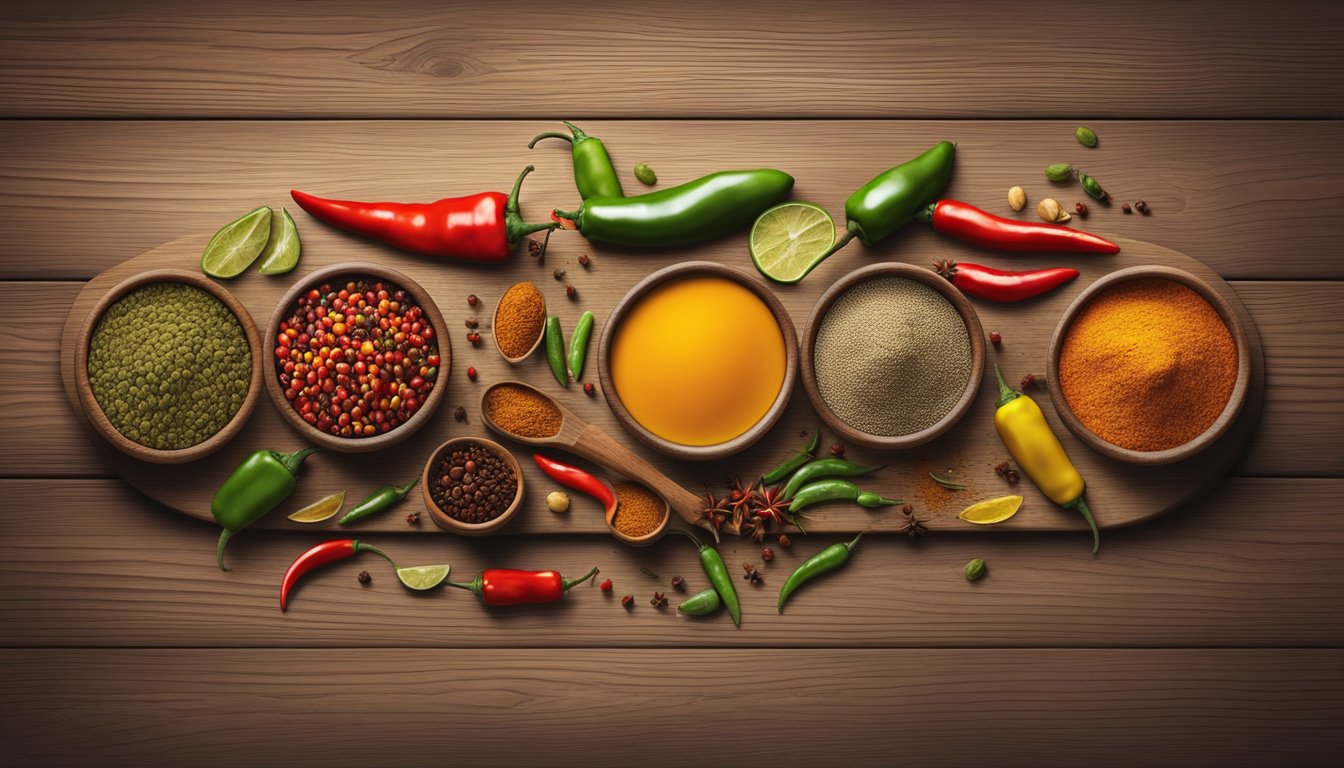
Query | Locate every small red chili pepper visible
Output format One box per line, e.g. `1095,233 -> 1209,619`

448,566 -> 598,606
291,166 -> 558,262
532,453 -> 617,514
280,538 -> 392,611
918,199 -> 1120,254
934,259 -> 1080,302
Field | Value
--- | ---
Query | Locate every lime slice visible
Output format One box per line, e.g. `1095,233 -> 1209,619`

202,206 -> 272,279
287,491 -> 346,523
749,202 -> 837,284
958,495 -> 1024,525
397,564 -> 451,590
257,207 -> 302,275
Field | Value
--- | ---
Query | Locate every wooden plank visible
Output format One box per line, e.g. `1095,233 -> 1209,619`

2,0 -> 1341,118
12,281 -> 1339,479
3,648 -> 1340,768
2,478 -> 1339,647
3,120 -> 1341,280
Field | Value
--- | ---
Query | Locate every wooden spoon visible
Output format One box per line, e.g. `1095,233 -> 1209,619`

481,381 -> 716,541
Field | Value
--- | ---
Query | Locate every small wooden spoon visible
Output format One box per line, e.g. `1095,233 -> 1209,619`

481,381 -> 716,541
540,460 -> 669,546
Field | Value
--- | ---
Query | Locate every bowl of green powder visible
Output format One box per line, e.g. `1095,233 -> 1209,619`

801,262 -> 985,450
75,269 -> 262,463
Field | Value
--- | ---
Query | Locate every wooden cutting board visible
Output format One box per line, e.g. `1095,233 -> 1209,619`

60,223 -> 1264,542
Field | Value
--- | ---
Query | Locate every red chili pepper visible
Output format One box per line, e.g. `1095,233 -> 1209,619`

917,199 -> 1120,254
280,539 -> 393,611
290,166 -> 558,262
934,259 -> 1080,302
532,453 -> 617,513
448,567 -> 598,606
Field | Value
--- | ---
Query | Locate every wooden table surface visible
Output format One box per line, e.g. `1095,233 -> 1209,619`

3,2 -> 1342,766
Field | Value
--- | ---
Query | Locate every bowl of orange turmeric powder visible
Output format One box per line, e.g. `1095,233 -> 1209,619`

1047,265 -> 1251,465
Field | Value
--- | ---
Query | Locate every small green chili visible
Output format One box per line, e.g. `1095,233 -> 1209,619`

567,310 -> 594,381
338,477 -> 419,526
789,479 -> 901,513
781,458 -> 883,500
634,162 -> 657,186
544,315 -> 567,387
676,588 -> 722,616
682,531 -> 740,626
777,533 -> 863,613
1079,172 -> 1107,200
761,427 -> 820,485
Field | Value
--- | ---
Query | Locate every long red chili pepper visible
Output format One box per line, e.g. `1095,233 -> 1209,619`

934,259 -> 1080,302
917,199 -> 1120,254
532,453 -> 617,512
280,538 -> 392,611
447,567 -> 599,606
290,165 -> 558,262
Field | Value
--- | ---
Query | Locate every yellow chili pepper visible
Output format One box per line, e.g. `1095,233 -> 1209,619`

992,365 -> 1099,553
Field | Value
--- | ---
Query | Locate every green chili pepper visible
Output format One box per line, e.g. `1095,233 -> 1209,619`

682,531 -> 741,626
567,310 -> 594,381
676,587 -> 722,616
528,121 -> 624,200
212,447 -> 318,571
760,426 -> 821,485
789,479 -> 901,513
1079,172 -> 1107,200
824,140 -> 955,259
338,477 -> 419,526
781,458 -> 883,500
544,315 -> 567,387
552,169 -> 794,248
777,533 -> 863,613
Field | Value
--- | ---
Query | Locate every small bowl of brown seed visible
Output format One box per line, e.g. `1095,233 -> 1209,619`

422,437 -> 525,535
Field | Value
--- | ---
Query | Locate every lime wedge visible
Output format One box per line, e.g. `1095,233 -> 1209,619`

397,564 -> 451,590
257,207 -> 302,275
749,202 -> 837,284
202,206 -> 272,279
958,495 -> 1024,525
287,491 -> 346,523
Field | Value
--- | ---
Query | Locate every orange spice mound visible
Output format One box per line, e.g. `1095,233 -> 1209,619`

495,282 -> 545,359
612,481 -> 665,538
1058,278 -> 1237,452
484,384 -> 562,438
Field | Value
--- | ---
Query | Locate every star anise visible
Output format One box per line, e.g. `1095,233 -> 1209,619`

752,484 -> 793,530
741,516 -> 768,543
698,489 -> 730,531
895,507 -> 929,538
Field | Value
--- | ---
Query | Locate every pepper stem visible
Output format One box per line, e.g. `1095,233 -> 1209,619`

819,225 -> 859,261
446,576 -> 483,594
216,528 -> 234,572
1069,498 -> 1100,555
354,542 -> 397,568
527,130 -> 573,149
994,364 -> 1022,407
276,446 -> 319,476
562,121 -> 590,141
845,531 -> 865,551
679,529 -> 706,552
505,165 -> 561,248
914,202 -> 937,225
560,566 -> 600,592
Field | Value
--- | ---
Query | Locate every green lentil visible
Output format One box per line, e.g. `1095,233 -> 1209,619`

88,282 -> 251,450
813,276 -> 971,436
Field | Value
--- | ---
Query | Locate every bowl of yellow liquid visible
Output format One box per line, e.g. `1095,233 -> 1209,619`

597,262 -> 797,461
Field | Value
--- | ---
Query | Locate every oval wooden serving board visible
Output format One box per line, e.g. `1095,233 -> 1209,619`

60,224 -> 1264,539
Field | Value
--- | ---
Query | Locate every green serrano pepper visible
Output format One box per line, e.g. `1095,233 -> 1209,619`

545,315 -> 567,388
553,169 -> 794,248
212,446 -> 318,571
760,427 -> 820,485
777,533 -> 863,613
529,121 -> 624,200
781,458 -> 884,500
826,140 -> 956,258
683,531 -> 741,626
676,588 -> 722,616
789,479 -> 901,513
338,477 -> 419,526
567,310 -> 594,381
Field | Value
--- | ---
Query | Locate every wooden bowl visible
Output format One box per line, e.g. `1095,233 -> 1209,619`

1046,265 -> 1251,465
596,261 -> 798,461
493,281 -> 546,363
263,262 -> 450,453
800,262 -> 986,450
74,268 -> 262,464
421,436 -> 525,535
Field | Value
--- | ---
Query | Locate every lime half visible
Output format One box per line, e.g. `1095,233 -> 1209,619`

257,207 -> 302,275
397,564 -> 451,590
202,206 -> 272,279
287,491 -> 346,523
958,495 -> 1024,525
750,202 -> 837,284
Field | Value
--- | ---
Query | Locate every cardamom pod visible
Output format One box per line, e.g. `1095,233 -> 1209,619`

1079,172 -> 1106,200
1008,185 -> 1027,211
965,558 -> 987,581
634,162 -> 657,186
1045,163 -> 1074,182
1075,126 -> 1098,148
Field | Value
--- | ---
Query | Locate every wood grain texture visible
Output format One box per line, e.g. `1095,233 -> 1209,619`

3,478 -> 1339,648
2,0 -> 1342,118
2,120 -> 1342,280
3,648 -> 1341,768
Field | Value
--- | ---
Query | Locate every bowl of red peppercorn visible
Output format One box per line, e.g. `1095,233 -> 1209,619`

422,437 -> 525,535
264,263 -> 450,453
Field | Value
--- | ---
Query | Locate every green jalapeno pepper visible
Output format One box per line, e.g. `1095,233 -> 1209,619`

567,310 -> 594,381
760,427 -> 820,486
789,479 -> 901,513
553,169 -> 794,248
781,458 -> 884,500
545,315 -> 567,387
529,121 -> 624,200
682,531 -> 741,626
825,140 -> 956,258
676,587 -> 722,616
212,446 -> 318,571
338,477 -> 419,526
777,533 -> 863,613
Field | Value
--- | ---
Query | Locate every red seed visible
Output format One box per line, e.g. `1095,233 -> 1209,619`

990,331 -> 1002,345
467,294 -> 479,307
583,382 -> 596,397
467,366 -> 478,381
600,579 -> 613,592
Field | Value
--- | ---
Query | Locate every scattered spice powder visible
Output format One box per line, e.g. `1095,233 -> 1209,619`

1059,278 -> 1237,452
484,384 -> 562,437
494,282 -> 545,358
611,481 -> 665,538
